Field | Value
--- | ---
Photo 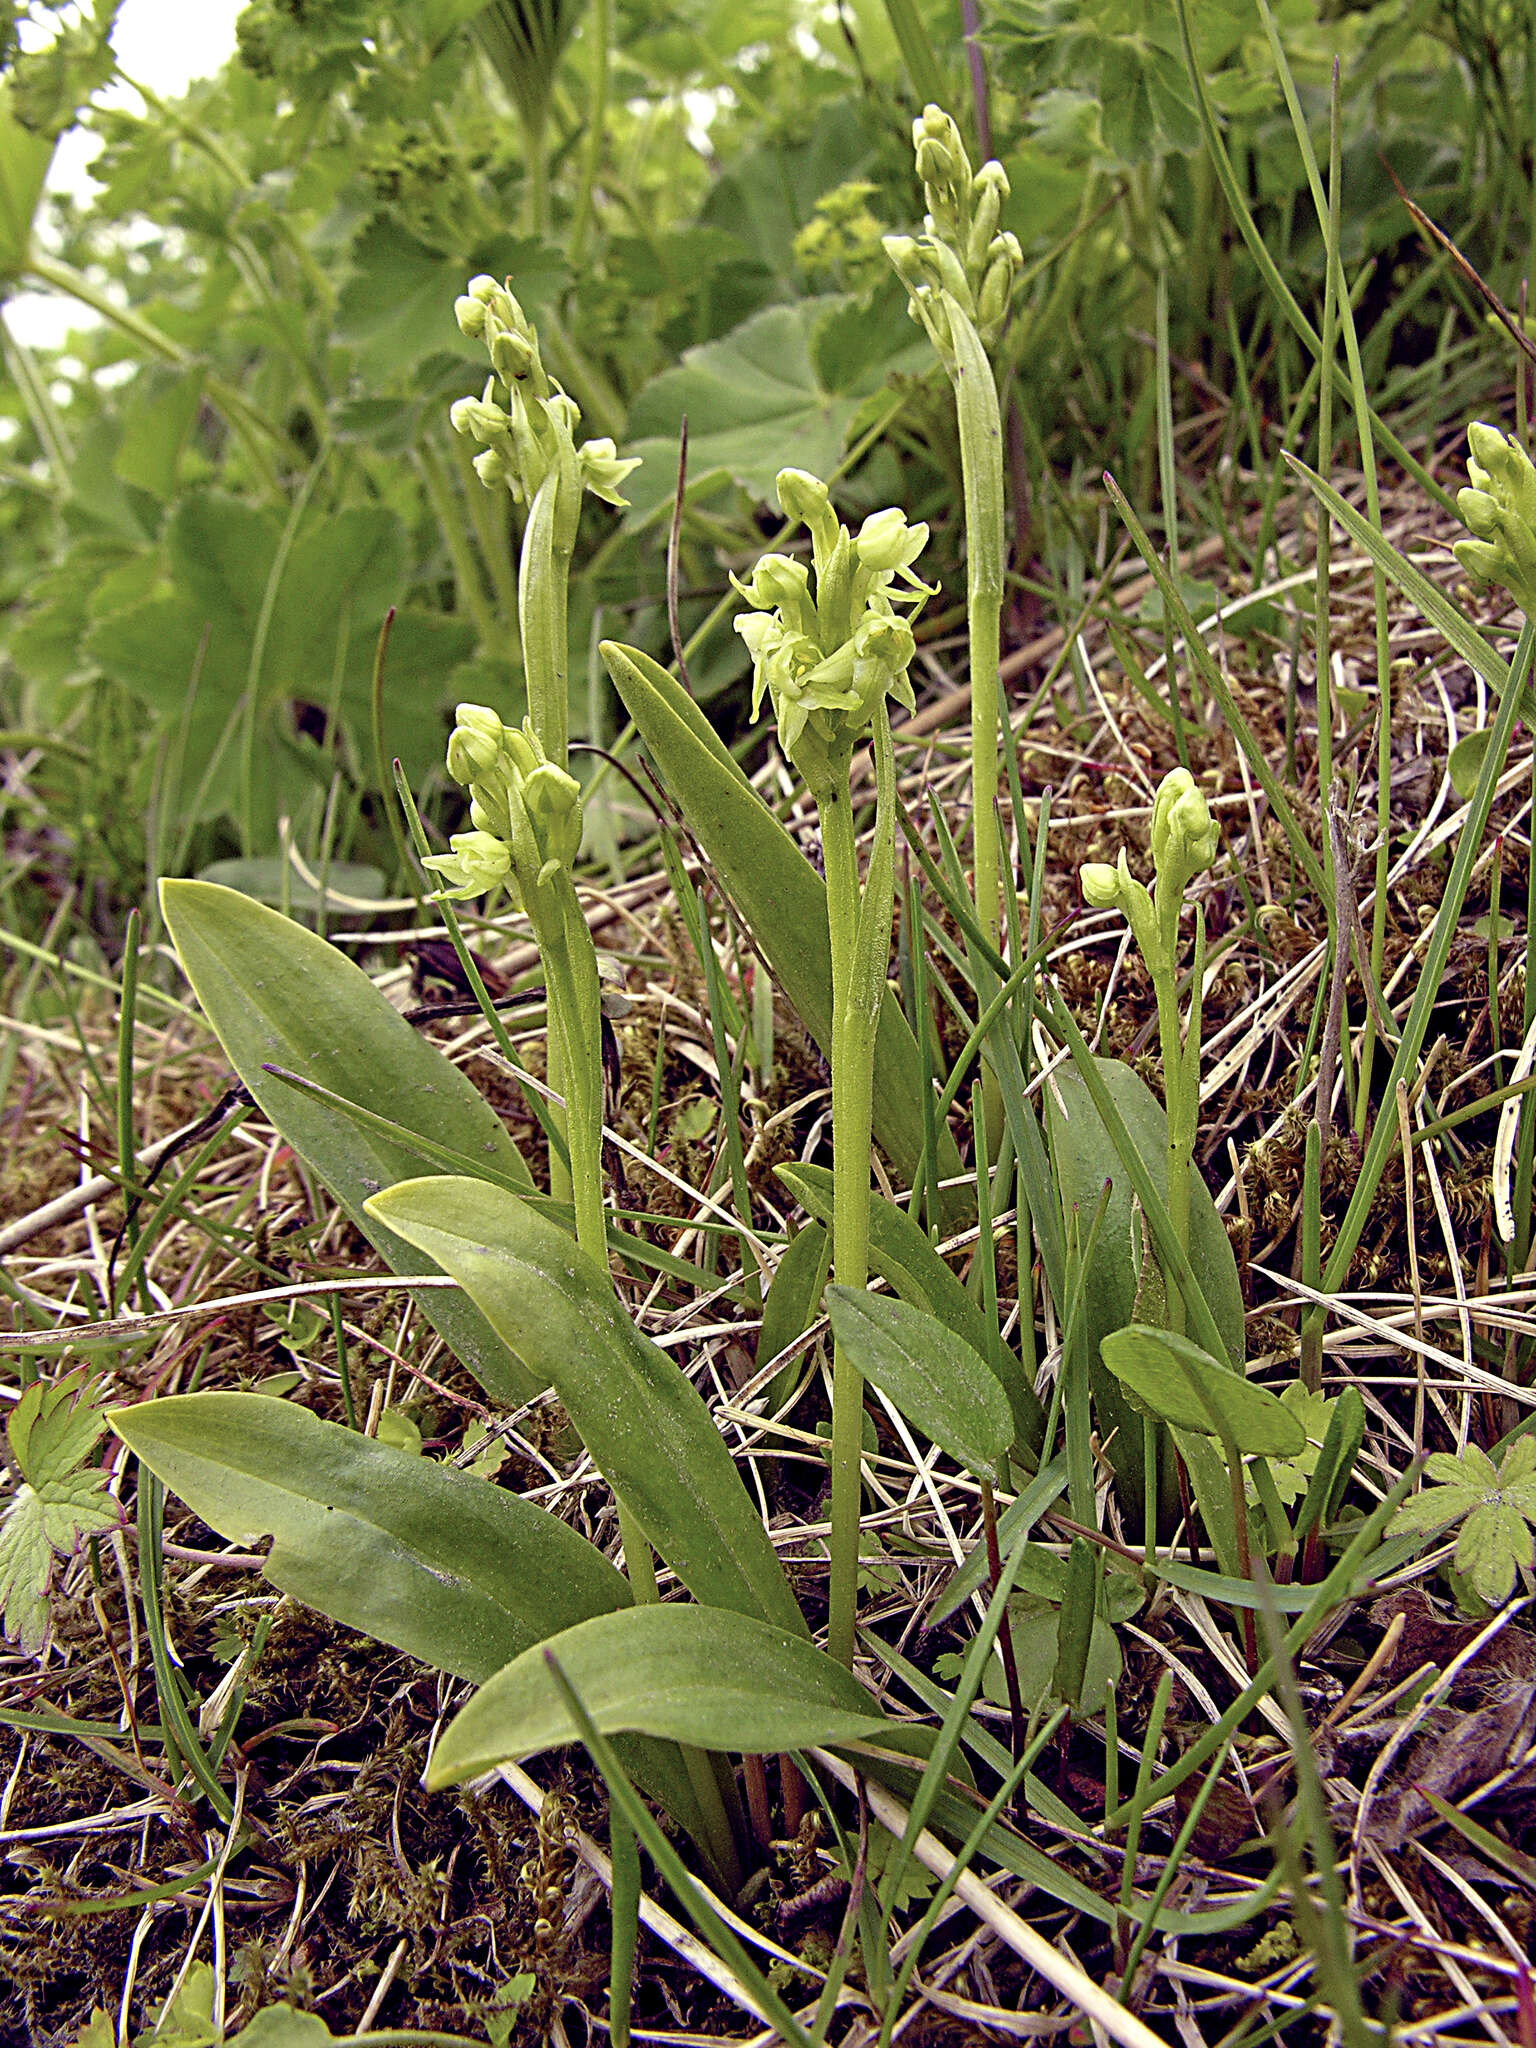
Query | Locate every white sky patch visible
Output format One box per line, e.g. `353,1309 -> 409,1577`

6,0 -> 243,348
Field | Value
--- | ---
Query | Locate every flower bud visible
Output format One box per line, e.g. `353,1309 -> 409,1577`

1080,862 -> 1120,910
777,468 -> 832,529
1152,767 -> 1219,880
450,388 -> 510,445
457,274 -> 515,338
965,170 -> 1003,277
1453,422 -> 1536,616
445,703 -> 507,785
489,326 -> 536,385
520,759 -> 584,875
472,446 -> 512,490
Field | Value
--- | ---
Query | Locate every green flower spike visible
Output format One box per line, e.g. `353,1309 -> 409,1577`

883,108 -> 1022,354
733,471 -> 930,797
424,706 -> 583,904
1079,766 -> 1221,1342
450,275 -> 639,517
1453,421 -> 1536,618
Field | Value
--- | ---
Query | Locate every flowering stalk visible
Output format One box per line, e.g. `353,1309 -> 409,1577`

448,275 -> 637,1205
425,710 -> 606,1261
885,107 -> 1020,955
1080,768 -> 1220,1335
734,470 -> 932,1664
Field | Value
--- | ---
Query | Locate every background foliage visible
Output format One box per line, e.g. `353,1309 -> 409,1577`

0,0 -> 1526,938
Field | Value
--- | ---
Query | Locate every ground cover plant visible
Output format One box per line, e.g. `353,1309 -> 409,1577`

3,1 -> 1536,2044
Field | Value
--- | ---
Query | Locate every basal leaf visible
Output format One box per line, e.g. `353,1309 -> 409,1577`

1099,1326 -> 1304,1457
365,1176 -> 806,1637
111,1394 -> 630,1679
825,1288 -> 1012,1482
112,1393 -> 705,1844
427,1606 -> 889,1784
160,879 -> 542,1405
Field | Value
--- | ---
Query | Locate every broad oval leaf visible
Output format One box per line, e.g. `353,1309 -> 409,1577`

600,639 -> 963,1206
824,1287 -> 1012,1482
110,1394 -> 630,1680
427,1605 -> 890,1785
1099,1327 -> 1305,1458
781,1162 -> 1043,1447
1047,1055 -> 1244,1509
112,1392 -> 712,1854
365,1176 -> 806,1638
160,879 -> 542,1406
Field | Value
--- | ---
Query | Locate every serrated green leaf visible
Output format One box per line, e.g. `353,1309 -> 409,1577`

1456,1501 -> 1534,1604
0,1376 -> 117,1654
9,1371 -> 107,1485
623,298 -> 879,524
428,1606 -> 889,1784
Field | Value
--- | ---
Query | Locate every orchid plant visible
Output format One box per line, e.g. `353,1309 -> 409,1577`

885,107 -> 1020,956
734,468 -> 934,1664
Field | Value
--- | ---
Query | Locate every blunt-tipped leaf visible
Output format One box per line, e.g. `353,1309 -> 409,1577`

600,640 -> 962,1202
366,1176 -> 805,1637
1047,1055 -> 1244,1506
111,1392 -> 706,1852
160,879 -> 541,1406
1099,1327 -> 1305,1457
110,1395 -> 630,1678
825,1288 -> 1012,1482
781,1161 -> 1043,1447
428,1606 -> 890,1785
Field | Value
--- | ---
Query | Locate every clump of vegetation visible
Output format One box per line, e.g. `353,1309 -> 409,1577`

3,1 -> 1536,2044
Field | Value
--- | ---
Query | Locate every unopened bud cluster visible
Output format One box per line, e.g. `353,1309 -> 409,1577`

733,469 -> 933,794
449,274 -> 638,512
1453,421 -> 1536,619
424,703 -> 583,904
1080,767 -> 1219,978
883,106 -> 1020,358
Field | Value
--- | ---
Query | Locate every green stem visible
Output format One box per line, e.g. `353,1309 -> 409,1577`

821,769 -> 866,1669
946,301 -> 1006,955
569,0 -> 611,270
819,714 -> 896,1666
